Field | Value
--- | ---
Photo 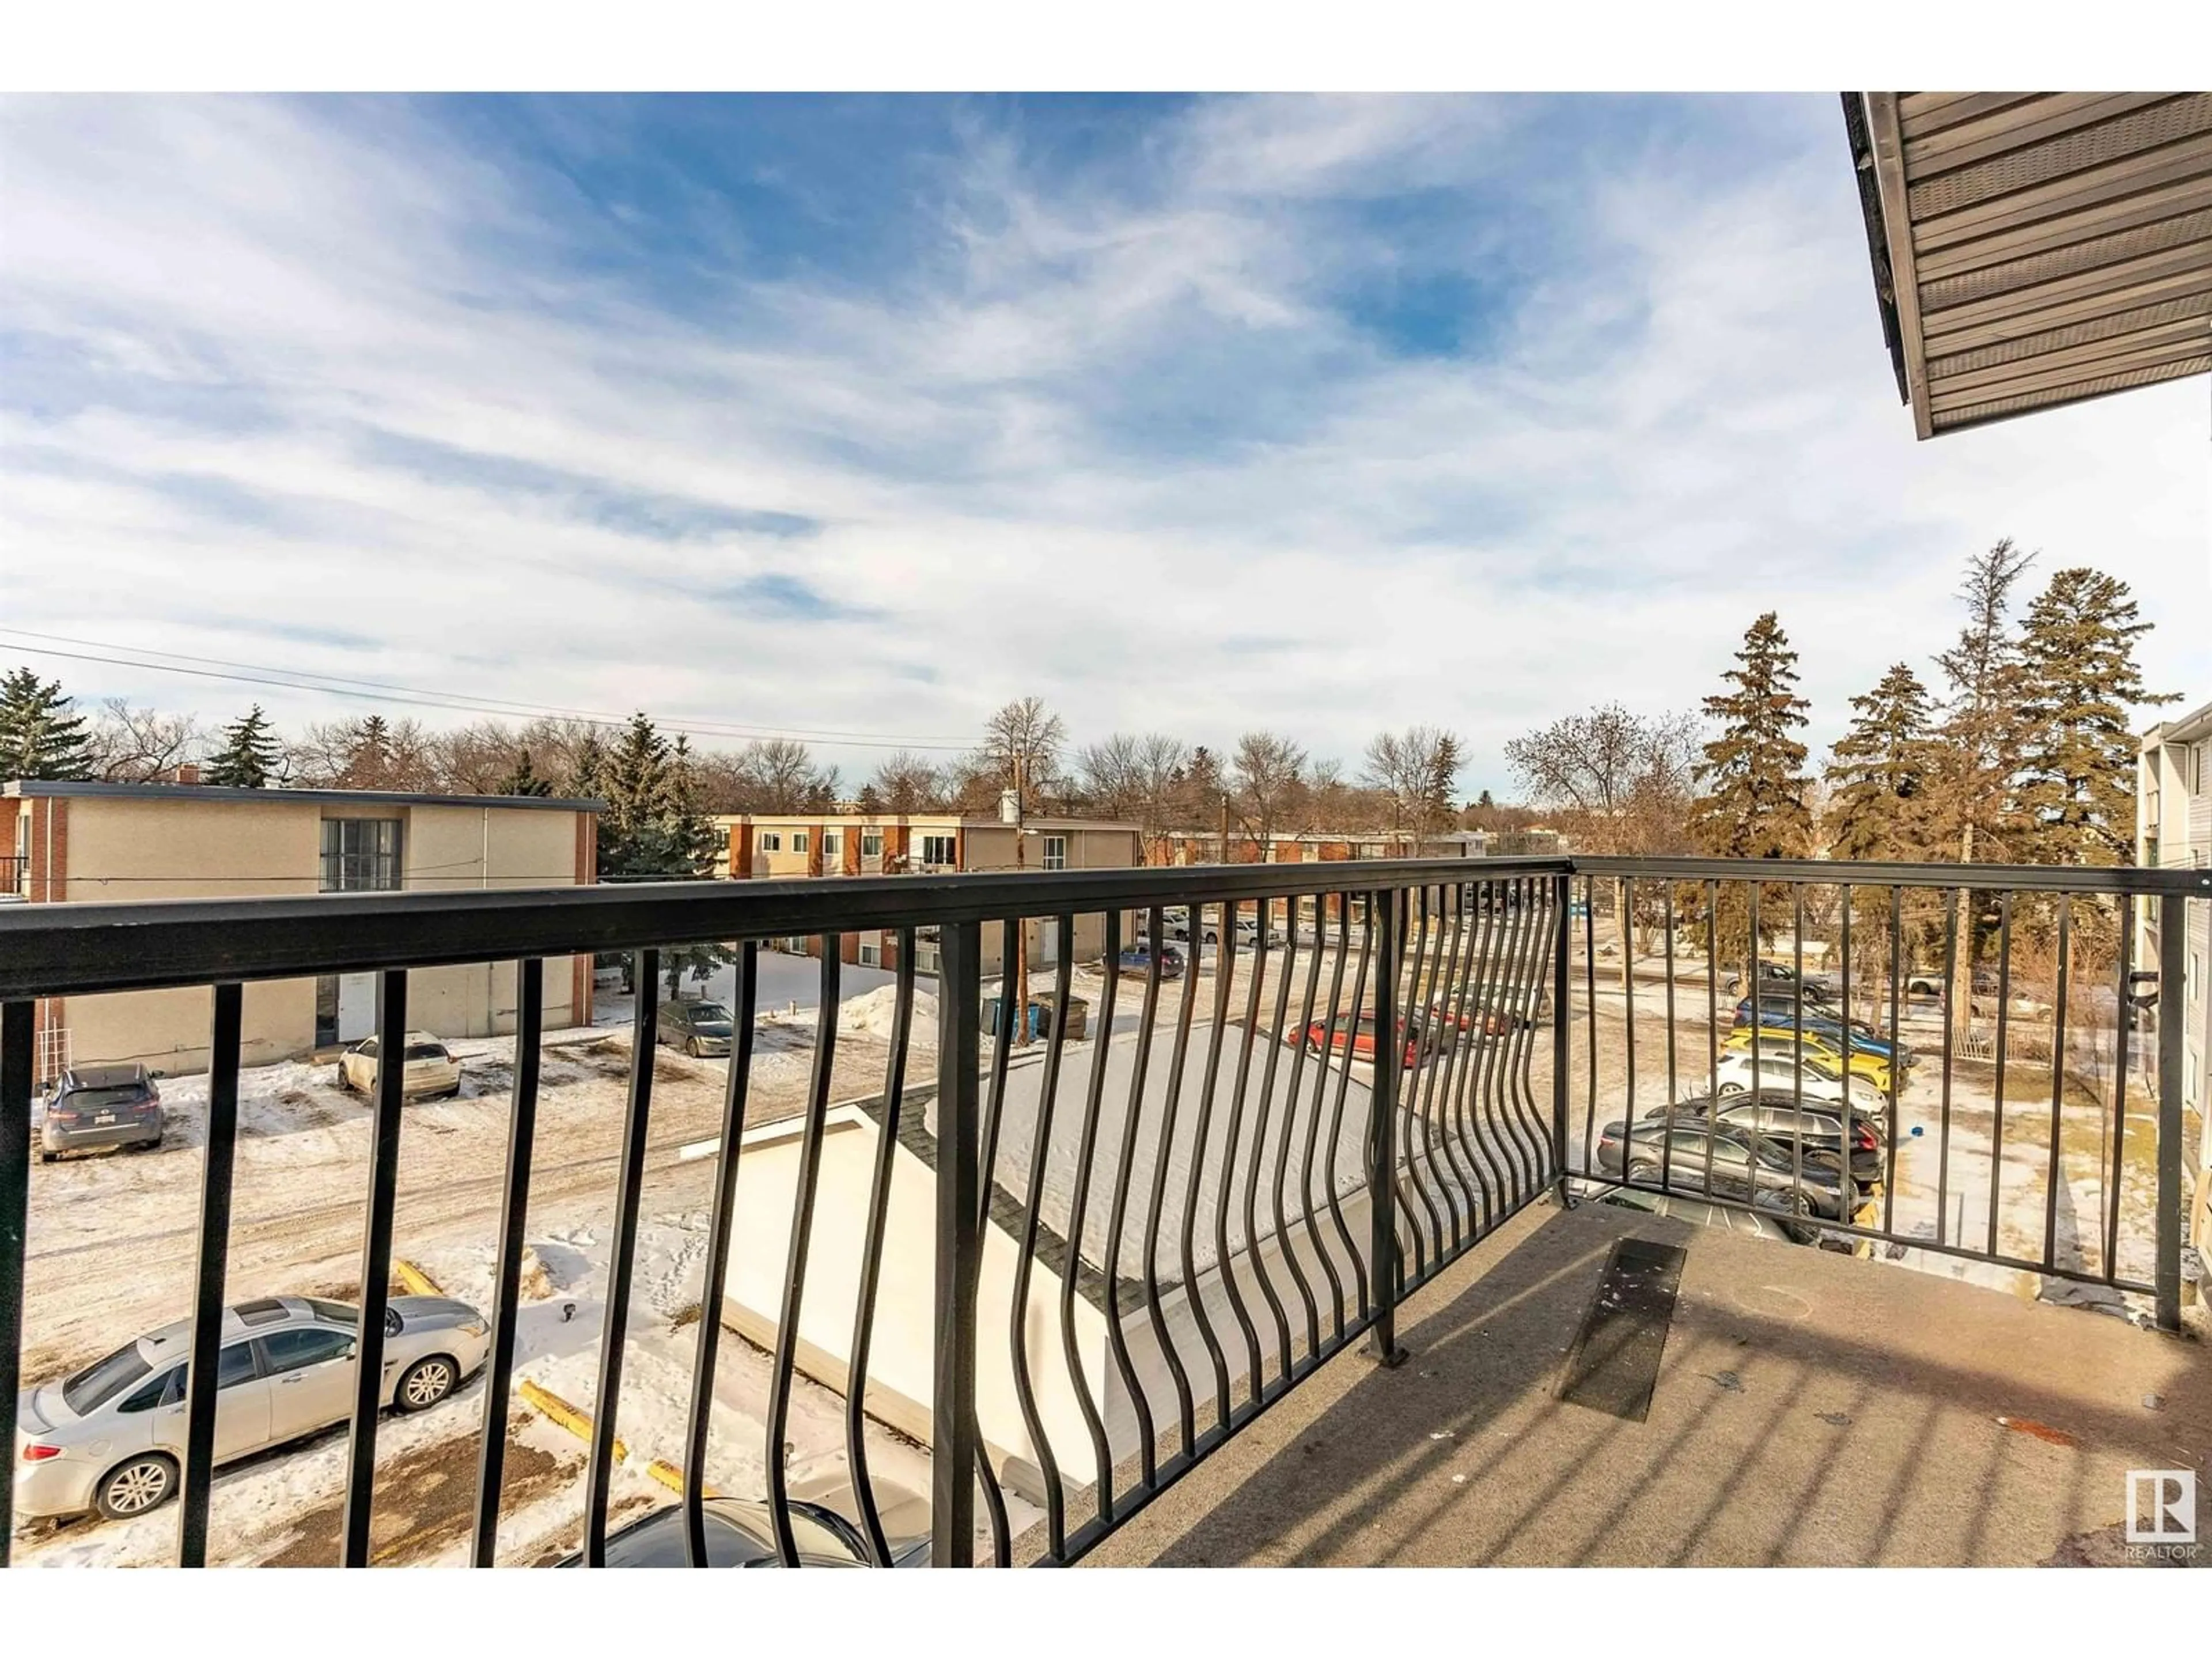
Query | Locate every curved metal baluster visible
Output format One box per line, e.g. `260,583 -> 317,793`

1058,912 -> 1121,1528
1237,897 -> 1297,1392
1266,895 -> 1324,1369
1179,902 -> 1238,1434
684,946 -> 753,1567
841,938 -> 905,1566
1455,876 -> 1509,1226
1425,877 -> 1485,1247
1142,904 -> 1205,1458
1008,915 -> 1075,1557
1321,895 -> 1373,1320
1102,908 -> 1165,1490
763,946 -> 835,1567
1298,893 -> 1353,1343
1211,901 -> 1268,1406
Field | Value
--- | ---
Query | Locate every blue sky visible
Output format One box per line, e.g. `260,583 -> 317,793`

2,93 -> 2206,793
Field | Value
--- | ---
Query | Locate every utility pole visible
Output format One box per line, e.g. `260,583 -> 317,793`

1218,790 -> 1230,865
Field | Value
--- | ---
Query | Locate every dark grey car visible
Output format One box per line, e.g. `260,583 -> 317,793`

1594,1118 -> 1854,1220
1645,1092 -> 1884,1187
558,1497 -> 929,1567
657,999 -> 735,1058
39,1065 -> 164,1161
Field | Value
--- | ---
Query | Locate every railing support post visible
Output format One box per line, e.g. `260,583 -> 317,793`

2154,893 -> 2186,1334
1365,888 -> 1408,1366
931,919 -> 983,1563
1552,872 -> 1574,1208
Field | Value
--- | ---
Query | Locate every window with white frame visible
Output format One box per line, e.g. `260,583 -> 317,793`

858,934 -> 882,967
861,830 -> 884,860
759,831 -> 782,853
822,830 -> 842,862
1042,834 -> 1067,871
792,831 -> 809,854
920,833 -> 957,866
321,819 -> 402,892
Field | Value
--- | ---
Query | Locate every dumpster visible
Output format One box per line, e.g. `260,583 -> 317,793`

1031,993 -> 1089,1041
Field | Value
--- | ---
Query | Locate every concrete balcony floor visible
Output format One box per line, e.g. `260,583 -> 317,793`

1082,1200 -> 2211,1567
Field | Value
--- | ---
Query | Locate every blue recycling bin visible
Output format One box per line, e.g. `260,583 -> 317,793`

982,995 -> 1045,1040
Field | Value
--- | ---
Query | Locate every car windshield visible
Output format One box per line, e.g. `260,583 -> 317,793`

62,1084 -> 151,1109
403,1044 -> 448,1062
63,1340 -> 154,1415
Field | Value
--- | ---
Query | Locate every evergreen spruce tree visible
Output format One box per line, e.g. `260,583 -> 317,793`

588,715 -> 734,994
1688,613 -> 1812,964
343,715 -> 393,788
203,705 -> 285,788
569,732 -> 607,802
1689,613 -> 1813,858
1824,664 -> 1936,861
497,748 -> 555,797
0,667 -> 95,781
2011,567 -> 2175,868
1926,539 -> 2036,868
1421,731 -> 1463,832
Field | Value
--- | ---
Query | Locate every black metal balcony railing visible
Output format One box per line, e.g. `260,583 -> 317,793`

0,854 -> 2203,1570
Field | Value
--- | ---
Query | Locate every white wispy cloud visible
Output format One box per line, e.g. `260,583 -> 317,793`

2,93 -> 2205,789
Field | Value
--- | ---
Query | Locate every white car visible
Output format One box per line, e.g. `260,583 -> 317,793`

338,1031 -> 461,1100
13,1295 -> 490,1522
1714,1050 -> 1887,1116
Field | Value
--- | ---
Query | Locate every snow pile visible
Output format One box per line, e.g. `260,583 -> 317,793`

839,984 -> 940,1052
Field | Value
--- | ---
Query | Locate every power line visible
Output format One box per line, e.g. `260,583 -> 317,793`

0,628 -> 978,752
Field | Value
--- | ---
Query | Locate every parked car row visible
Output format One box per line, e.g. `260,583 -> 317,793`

14,1293 -> 491,1524
1593,1116 -> 1857,1221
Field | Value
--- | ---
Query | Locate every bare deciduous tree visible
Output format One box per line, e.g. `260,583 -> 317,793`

1504,704 -> 1699,855
869,750 -> 944,814
86,699 -> 204,782
1231,730 -> 1307,848
978,696 -> 1067,810
1362,726 -> 1461,836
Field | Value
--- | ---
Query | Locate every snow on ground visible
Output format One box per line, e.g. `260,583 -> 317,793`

10,1006 -> 926,1567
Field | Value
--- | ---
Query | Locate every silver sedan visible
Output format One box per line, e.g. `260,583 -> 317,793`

13,1294 -> 490,1523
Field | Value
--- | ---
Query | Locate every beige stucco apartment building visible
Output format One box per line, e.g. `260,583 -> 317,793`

3,779 -> 600,1081
711,810 -> 1142,975
2138,699 -> 2212,1272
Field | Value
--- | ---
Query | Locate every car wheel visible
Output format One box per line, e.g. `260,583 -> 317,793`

96,1453 -> 178,1520
685,1037 -> 702,1058
395,1354 -> 459,1412
1786,1191 -> 1816,1218
38,1150 -> 56,1164
132,1136 -> 161,1153
1626,1159 -> 1660,1185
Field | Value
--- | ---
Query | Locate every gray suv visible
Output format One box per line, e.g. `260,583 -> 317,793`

40,1065 -> 164,1161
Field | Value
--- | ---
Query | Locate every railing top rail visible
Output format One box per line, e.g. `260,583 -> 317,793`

2,853 -> 2198,1001
0,856 -> 1573,999
1570,855 -> 2212,896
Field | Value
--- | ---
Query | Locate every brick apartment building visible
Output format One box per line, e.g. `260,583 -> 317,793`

712,810 -> 1142,975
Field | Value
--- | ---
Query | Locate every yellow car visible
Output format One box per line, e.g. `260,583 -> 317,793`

1722,1024 -> 1893,1096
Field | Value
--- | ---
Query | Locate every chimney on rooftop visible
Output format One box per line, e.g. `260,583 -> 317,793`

163,764 -> 202,785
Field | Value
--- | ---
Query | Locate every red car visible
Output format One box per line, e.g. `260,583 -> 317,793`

1298,1013 -> 1445,1070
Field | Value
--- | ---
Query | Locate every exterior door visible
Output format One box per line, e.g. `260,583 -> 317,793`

259,1327 -> 359,1443
213,1340 -> 272,1462
337,974 -> 376,1043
